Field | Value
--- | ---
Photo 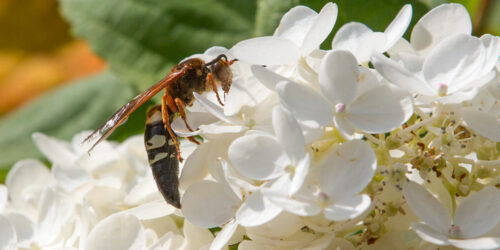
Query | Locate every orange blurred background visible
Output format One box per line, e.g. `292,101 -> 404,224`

0,0 -> 104,115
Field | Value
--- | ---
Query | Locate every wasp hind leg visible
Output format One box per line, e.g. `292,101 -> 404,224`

162,92 -> 183,162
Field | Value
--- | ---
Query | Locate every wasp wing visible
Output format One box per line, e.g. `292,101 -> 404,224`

82,70 -> 186,152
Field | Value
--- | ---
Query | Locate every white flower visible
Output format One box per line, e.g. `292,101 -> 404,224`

228,106 -> 310,195
263,140 -> 376,221
278,50 -> 413,138
404,181 -> 500,249
332,4 -> 412,63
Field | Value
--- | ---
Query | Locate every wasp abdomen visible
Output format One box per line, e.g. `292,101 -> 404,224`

144,106 -> 181,209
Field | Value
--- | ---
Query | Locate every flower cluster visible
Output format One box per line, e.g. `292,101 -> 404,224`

2,2 -> 500,250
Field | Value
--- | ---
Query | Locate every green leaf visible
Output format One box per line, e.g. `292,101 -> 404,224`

59,0 -> 256,91
0,72 -> 135,173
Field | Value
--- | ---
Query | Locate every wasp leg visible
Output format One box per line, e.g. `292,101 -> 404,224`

174,97 -> 196,132
186,136 -> 201,145
162,92 -> 183,162
206,72 -> 224,106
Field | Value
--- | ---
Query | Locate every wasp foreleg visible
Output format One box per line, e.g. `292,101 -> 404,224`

206,72 -> 224,106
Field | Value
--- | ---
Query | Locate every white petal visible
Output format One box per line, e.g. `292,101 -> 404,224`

347,85 -> 413,133
126,199 -> 176,220
0,185 -> 6,210
319,50 -> 359,105
274,6 -> 317,45
225,79 -> 272,117
52,164 -> 93,192
480,34 -> 500,75
276,81 -> 333,126
6,159 -> 51,208
230,36 -> 300,65
333,115 -> 356,139
182,180 -> 240,228
148,232 -> 184,250
262,177 -> 322,216
85,213 -> 146,250
383,4 -> 412,51
272,106 -> 305,162
403,181 -> 451,234
332,22 -> 372,53
210,220 -> 238,250
372,54 -> 434,95
3,213 -> 34,245
411,222 -> 450,246
319,140 -> 376,199
37,187 -> 66,245
236,190 -> 282,227
228,134 -> 288,180
194,93 -> 239,124
32,132 -> 77,165
245,210 -> 304,238
183,220 -> 214,248
301,3 -> 338,55
178,142 -> 211,189
449,237 -> 500,250
251,65 -> 289,92
324,194 -> 371,221
423,34 -> 483,92
462,108 -> 500,142
171,112 -> 219,137
289,153 -> 310,196
411,3 -> 471,54
0,215 -> 17,250
454,187 -> 500,238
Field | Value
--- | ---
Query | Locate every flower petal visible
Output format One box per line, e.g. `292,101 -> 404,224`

454,187 -> 500,238
272,106 -> 305,162
251,65 -> 289,92
183,220 -> 214,247
0,185 -> 6,210
319,140 -> 376,199
210,220 -> 238,250
347,85 -> 413,133
449,237 -> 500,250
126,199 -> 176,220
423,34 -> 483,93
85,213 -> 146,250
236,190 -> 282,227
319,50 -> 359,105
228,134 -> 288,180
230,36 -> 300,65
289,153 -> 310,196
372,54 -> 434,96
274,6 -> 317,47
32,132 -> 77,166
411,3 -> 471,54
324,194 -> 371,221
276,81 -> 333,126
171,112 -> 219,137
0,215 -> 16,250
403,181 -> 451,234
194,93 -> 240,124
6,159 -> 52,208
3,213 -> 34,245
411,222 -> 450,246
461,108 -> 500,142
301,3 -> 338,55
383,4 -> 412,51
52,164 -> 93,193
182,180 -> 240,228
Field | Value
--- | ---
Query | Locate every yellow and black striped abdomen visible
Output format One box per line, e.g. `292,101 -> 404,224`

144,105 -> 181,209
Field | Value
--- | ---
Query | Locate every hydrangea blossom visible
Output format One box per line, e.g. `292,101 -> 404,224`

1,2 -> 500,250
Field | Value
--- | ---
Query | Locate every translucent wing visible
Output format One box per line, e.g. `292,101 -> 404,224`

82,70 -> 186,151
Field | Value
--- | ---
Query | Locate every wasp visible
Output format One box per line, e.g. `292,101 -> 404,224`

83,54 -> 236,162
83,54 -> 236,208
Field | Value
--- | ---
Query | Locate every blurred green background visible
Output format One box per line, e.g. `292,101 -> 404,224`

0,0 -> 498,182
